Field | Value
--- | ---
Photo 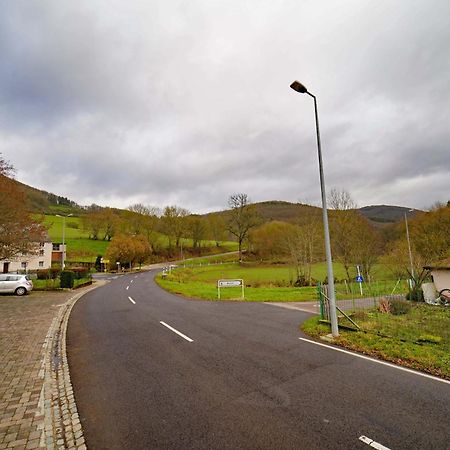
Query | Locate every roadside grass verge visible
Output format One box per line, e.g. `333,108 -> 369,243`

156,262 -> 408,302
301,304 -> 450,379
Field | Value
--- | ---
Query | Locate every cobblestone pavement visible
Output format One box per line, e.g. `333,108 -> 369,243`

0,286 -> 99,450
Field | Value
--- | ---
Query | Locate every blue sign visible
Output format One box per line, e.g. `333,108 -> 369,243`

356,275 -> 364,283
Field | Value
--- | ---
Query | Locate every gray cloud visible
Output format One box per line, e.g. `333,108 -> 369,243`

1,0 -> 449,213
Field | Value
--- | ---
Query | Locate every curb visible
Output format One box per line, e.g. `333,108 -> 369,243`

40,282 -> 104,450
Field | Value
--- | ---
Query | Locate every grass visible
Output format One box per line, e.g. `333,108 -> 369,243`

156,262 -> 408,302
41,214 -> 239,263
301,304 -> 450,379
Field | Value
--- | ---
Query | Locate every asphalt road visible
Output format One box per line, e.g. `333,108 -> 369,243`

67,270 -> 450,450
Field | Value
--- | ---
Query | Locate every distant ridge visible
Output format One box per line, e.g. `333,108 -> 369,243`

358,205 -> 419,223
14,177 -> 422,223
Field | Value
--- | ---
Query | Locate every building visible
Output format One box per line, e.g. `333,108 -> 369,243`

424,259 -> 450,293
1,241 -> 54,273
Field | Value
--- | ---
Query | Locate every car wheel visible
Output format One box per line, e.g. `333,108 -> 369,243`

15,287 -> 27,296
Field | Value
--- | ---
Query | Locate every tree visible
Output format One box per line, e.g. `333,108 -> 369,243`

328,188 -> 381,280
227,193 -> 260,261
207,214 -> 226,247
160,206 -> 189,252
188,215 -> 207,252
0,154 -> 46,261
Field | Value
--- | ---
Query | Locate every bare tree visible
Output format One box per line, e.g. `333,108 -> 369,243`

227,193 -> 260,261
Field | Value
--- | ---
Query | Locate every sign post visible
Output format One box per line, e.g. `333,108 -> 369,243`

217,279 -> 244,300
356,265 -> 364,295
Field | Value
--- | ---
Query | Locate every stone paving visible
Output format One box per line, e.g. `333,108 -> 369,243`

0,286 -> 99,450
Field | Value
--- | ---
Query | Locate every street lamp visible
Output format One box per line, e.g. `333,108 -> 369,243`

404,210 -> 415,282
290,80 -> 339,338
55,213 -> 73,270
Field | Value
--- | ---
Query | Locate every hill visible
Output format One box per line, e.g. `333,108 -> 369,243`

16,177 -> 421,225
14,178 -> 82,214
358,205 -> 419,223
208,200 -> 420,225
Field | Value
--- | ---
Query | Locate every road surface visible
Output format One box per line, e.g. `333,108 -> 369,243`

67,270 -> 450,449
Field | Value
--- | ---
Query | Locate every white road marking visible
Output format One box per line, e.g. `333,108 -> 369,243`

130,280 -> 133,283
299,338 -> 450,385
359,435 -> 391,450
264,302 -> 318,313
160,321 -> 193,342
126,286 -> 129,290
128,296 -> 136,305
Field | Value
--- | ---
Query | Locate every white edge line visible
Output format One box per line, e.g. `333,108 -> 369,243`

359,435 -> 391,450
160,321 -> 193,342
299,337 -> 450,385
128,296 -> 136,305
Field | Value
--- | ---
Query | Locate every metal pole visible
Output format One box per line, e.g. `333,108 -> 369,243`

404,213 -> 415,281
62,216 -> 66,270
308,92 -> 339,337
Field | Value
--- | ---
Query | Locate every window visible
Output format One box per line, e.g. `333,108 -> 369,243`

53,244 -> 61,251
39,261 -> 44,267
39,249 -> 45,256
21,262 -> 27,269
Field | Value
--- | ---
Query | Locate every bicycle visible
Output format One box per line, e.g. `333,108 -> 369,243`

438,288 -> 450,306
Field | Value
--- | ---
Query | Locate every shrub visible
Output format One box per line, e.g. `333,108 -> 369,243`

389,299 -> 412,315
378,298 -> 391,314
37,268 -> 61,280
60,271 -> 75,288
70,267 -> 90,279
406,288 -> 424,302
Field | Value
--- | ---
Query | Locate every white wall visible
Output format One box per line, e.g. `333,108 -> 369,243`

431,270 -> 450,292
2,242 -> 53,272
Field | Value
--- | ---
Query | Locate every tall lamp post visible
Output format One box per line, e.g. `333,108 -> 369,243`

290,80 -> 339,337
56,213 -> 73,270
404,210 -> 415,282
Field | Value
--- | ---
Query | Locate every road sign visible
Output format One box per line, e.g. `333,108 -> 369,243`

218,279 -> 243,287
356,275 -> 364,283
217,279 -> 244,299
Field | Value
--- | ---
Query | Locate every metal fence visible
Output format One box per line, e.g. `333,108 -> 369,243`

317,283 -> 449,343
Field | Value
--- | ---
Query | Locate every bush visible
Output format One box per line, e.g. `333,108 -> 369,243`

406,288 -> 424,302
37,268 -> 61,280
70,267 -> 90,279
389,299 -> 412,315
60,271 -> 75,288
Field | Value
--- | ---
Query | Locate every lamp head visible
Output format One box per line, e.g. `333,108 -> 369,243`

290,80 -> 308,94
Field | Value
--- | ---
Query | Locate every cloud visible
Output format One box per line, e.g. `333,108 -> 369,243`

1,0 -> 449,213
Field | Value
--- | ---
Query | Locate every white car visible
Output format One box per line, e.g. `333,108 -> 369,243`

0,274 -> 34,296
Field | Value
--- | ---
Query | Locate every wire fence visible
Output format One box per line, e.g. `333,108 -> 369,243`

317,283 -> 449,344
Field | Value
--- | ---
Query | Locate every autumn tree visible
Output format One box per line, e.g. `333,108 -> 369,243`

250,221 -> 292,260
0,154 -> 46,261
227,193 -> 260,261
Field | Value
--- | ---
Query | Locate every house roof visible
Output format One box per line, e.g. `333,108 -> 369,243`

424,258 -> 450,271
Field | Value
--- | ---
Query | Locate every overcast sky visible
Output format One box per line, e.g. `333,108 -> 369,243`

1,0 -> 449,213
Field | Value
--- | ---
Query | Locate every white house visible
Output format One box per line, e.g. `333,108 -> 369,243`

424,259 -> 450,293
1,241 -> 53,273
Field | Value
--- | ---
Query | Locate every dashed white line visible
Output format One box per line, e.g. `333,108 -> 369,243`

299,338 -> 450,385
359,435 -> 391,450
130,280 -> 133,284
160,321 -> 193,342
128,296 -> 136,305
126,286 -> 129,290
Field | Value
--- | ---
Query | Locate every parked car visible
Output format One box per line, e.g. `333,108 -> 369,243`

0,274 -> 33,296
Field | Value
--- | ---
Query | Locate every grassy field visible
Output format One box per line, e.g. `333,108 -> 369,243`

42,214 -> 239,263
156,262 -> 408,302
302,304 -> 450,379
